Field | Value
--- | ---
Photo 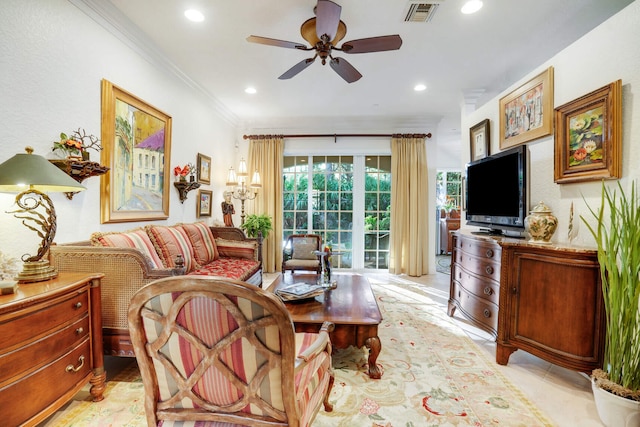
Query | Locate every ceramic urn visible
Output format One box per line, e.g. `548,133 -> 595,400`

525,201 -> 558,244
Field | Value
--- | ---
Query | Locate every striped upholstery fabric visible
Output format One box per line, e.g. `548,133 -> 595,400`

90,228 -> 164,269
215,238 -> 258,261
181,222 -> 219,265
129,277 -> 334,427
147,225 -> 200,273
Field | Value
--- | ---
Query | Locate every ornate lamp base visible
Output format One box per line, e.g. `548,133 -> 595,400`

17,260 -> 58,283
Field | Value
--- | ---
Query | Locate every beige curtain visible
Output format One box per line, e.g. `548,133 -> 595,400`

389,136 -> 429,276
247,137 -> 284,273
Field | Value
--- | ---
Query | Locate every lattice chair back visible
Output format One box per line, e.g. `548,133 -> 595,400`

128,276 -> 334,427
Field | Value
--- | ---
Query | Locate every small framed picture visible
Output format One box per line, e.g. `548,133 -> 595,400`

197,189 -> 212,217
197,153 -> 211,184
470,119 -> 490,161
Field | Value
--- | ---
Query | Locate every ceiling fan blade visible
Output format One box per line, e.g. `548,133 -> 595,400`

329,57 -> 362,83
315,0 -> 341,41
279,57 -> 316,80
247,35 -> 307,50
341,35 -> 403,54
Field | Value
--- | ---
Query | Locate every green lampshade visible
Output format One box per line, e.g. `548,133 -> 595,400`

0,147 -> 86,193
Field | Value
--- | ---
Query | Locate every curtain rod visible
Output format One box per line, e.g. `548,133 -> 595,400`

243,133 -> 432,142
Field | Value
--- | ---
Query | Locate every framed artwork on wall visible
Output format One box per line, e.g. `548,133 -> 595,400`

197,153 -> 211,184
100,79 -> 172,223
499,66 -> 554,149
554,80 -> 622,184
470,119 -> 490,161
197,189 -> 212,217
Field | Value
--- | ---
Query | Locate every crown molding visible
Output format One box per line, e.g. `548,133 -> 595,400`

69,0 -> 239,126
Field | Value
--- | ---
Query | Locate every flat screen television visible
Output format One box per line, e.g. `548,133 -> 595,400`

465,145 -> 527,236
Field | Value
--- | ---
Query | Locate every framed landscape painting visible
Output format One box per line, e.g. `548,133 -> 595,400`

197,189 -> 212,217
554,80 -> 621,184
100,79 -> 172,223
499,67 -> 554,149
197,153 -> 211,184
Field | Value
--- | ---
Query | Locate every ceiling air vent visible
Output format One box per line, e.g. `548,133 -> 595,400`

404,1 -> 443,23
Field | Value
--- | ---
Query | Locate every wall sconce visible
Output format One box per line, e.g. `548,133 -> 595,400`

226,158 -> 261,225
0,147 -> 86,282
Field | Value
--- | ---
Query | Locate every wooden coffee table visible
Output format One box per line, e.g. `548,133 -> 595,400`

272,273 -> 383,379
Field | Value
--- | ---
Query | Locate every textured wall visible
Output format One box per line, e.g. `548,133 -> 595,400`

462,0 -> 640,246
0,0 -> 237,262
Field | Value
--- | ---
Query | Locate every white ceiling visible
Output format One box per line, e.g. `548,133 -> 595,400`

82,0 -> 632,134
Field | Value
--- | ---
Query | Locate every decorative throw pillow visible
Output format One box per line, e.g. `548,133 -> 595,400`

215,238 -> 258,261
292,240 -> 318,260
180,222 -> 219,264
146,225 -> 200,273
90,229 -> 164,269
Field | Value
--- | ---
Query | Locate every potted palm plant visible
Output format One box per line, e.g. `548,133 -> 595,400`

582,181 -> 640,427
240,214 -> 273,240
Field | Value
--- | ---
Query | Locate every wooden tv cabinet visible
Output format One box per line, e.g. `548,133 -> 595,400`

447,231 -> 502,338
497,241 -> 605,372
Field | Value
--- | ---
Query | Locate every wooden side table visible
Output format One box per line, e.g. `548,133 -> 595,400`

0,272 -> 105,426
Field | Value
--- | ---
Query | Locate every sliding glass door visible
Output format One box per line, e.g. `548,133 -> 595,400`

283,155 -> 390,270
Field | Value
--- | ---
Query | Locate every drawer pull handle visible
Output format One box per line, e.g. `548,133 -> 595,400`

66,355 -> 85,373
485,266 -> 494,275
75,327 -> 84,335
486,249 -> 494,258
483,287 -> 492,296
483,309 -> 491,318
74,302 -> 83,309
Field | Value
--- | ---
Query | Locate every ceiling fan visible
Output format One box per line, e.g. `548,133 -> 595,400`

247,0 -> 402,83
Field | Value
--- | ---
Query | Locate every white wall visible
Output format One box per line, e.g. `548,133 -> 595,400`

0,0 -> 238,262
462,0 -> 640,247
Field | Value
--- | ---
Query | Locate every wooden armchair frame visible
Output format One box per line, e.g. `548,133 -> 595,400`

281,234 -> 322,275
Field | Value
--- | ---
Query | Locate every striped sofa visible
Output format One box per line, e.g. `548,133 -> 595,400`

50,225 -> 262,356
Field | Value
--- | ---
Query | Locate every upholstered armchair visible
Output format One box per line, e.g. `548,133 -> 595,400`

128,276 -> 334,427
282,234 -> 322,275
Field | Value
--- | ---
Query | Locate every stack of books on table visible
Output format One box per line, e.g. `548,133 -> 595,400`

275,282 -> 324,301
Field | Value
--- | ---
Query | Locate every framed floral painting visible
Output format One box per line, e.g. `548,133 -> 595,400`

554,80 -> 621,184
100,79 -> 172,223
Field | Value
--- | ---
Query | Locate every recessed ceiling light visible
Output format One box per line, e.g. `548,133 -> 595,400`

184,9 -> 205,22
414,84 -> 427,92
245,87 -> 257,94
461,0 -> 483,14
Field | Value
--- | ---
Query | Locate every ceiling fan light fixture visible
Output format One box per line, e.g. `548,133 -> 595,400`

461,0 -> 483,14
184,9 -> 205,22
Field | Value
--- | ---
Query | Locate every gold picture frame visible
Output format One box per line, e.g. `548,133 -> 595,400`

470,119 -> 490,161
500,67 -> 554,149
197,153 -> 211,184
554,80 -> 622,184
197,189 -> 212,217
100,79 -> 172,223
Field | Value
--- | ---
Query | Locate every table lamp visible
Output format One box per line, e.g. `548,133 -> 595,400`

0,146 -> 86,282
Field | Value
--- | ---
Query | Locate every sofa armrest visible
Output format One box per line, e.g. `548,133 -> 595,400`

210,226 -> 263,265
49,244 -> 173,330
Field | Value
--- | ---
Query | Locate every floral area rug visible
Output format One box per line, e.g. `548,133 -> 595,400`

314,278 -> 554,427
436,254 -> 452,275
44,278 -> 553,427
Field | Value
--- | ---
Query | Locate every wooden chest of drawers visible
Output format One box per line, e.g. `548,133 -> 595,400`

447,231 -> 502,338
0,272 -> 105,426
